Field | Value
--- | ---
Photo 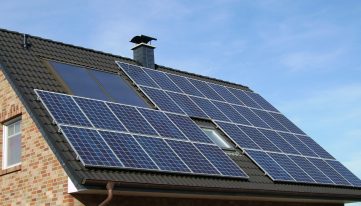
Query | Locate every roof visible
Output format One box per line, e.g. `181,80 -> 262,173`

0,28 -> 360,202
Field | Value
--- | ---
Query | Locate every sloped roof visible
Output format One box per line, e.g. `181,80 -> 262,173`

0,28 -> 360,202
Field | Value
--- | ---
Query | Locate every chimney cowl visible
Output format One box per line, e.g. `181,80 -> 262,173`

130,35 -> 156,69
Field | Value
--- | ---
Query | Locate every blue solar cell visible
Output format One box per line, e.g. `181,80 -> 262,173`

212,101 -> 251,125
228,88 -> 262,109
140,86 -> 185,114
190,96 -> 230,121
138,108 -> 187,140
252,109 -> 289,132
278,132 -> 319,157
143,68 -> 183,92
166,113 -> 213,143
107,103 -> 158,136
36,90 -> 92,127
288,155 -> 334,185
269,112 -> 305,135
308,158 -> 351,186
166,140 -> 220,175
188,78 -> 225,101
60,126 -> 122,167
232,105 -> 270,129
73,97 -> 126,131
208,83 -> 243,105
215,121 -> 260,150
166,92 -> 209,119
238,125 -> 281,152
246,150 -> 294,181
268,152 -> 314,183
326,160 -> 361,188
258,129 -> 300,155
99,131 -> 158,170
166,73 -> 205,97
117,62 -> 159,88
245,92 -> 279,112
135,136 -> 191,173
195,143 -> 248,178
296,135 -> 334,159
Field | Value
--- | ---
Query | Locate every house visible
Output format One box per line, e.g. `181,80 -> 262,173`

0,28 -> 360,206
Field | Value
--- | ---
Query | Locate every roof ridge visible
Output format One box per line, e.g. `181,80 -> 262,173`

0,27 -> 249,90
156,64 -> 250,90
0,27 -> 135,63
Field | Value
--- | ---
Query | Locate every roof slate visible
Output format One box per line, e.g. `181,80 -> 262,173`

0,28 -> 360,201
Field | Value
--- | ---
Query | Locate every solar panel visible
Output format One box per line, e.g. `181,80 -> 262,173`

245,150 -> 294,182
228,88 -> 262,109
269,112 -> 305,135
138,108 -> 187,140
107,102 -> 158,136
117,62 -> 159,88
251,109 -> 289,132
73,97 -> 126,131
166,91 -> 209,119
165,140 -> 220,175
195,143 -> 248,178
166,73 -> 205,97
134,135 -> 191,173
288,155 -> 334,185
258,129 -> 300,155
278,132 -> 318,157
215,121 -> 260,150
99,131 -> 158,170
326,160 -> 361,187
60,126 -> 122,167
212,101 -> 251,125
140,86 -> 185,114
308,157 -> 351,186
208,83 -> 243,105
166,113 -> 213,143
190,96 -> 230,121
188,78 -> 225,101
35,90 -> 92,127
296,135 -> 334,159
143,68 -> 183,93
238,125 -> 281,152
232,105 -> 270,129
245,92 -> 279,112
268,152 -> 314,183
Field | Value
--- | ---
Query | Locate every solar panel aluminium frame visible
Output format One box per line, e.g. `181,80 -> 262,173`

116,61 -> 283,114
35,89 -> 248,179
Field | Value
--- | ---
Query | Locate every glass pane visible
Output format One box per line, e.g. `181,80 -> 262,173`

50,61 -> 109,101
7,134 -> 21,166
89,70 -> 148,107
7,124 -> 15,136
202,128 -> 233,149
14,121 -> 21,133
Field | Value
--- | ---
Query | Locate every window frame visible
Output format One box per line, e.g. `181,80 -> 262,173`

2,117 -> 22,169
201,127 -> 235,150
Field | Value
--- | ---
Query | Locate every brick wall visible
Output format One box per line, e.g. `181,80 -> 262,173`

0,70 -> 82,206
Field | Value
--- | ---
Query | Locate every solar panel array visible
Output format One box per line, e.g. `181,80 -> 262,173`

116,61 -> 361,188
35,90 -> 248,179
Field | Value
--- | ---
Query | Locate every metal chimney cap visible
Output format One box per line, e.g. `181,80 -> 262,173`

130,35 -> 157,44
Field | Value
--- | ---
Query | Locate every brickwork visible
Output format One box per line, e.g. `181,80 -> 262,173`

0,70 -> 82,206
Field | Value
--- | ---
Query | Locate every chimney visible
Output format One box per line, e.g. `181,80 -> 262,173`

130,35 -> 157,69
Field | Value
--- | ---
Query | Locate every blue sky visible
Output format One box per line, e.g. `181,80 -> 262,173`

1,0 -> 361,203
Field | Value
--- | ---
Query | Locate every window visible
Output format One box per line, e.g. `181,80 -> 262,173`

201,128 -> 233,149
2,119 -> 21,169
50,61 -> 148,107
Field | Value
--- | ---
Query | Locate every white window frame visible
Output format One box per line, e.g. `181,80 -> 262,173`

2,118 -> 22,169
201,127 -> 234,150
